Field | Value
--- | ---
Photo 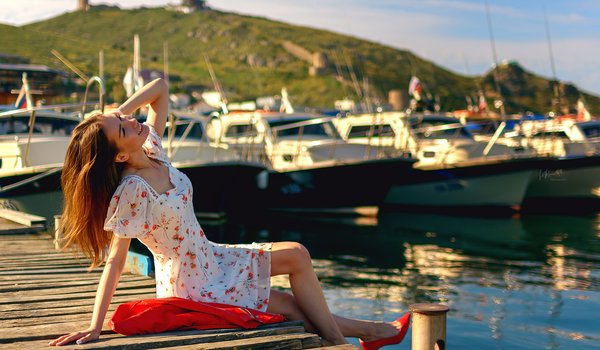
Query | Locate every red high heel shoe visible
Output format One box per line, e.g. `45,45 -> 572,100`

359,312 -> 411,350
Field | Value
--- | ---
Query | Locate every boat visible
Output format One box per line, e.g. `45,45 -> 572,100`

0,109 -> 80,197
206,111 -> 417,212
159,111 -> 267,215
514,119 -> 600,212
335,112 -> 540,213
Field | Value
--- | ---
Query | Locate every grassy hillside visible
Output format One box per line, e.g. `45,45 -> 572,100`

1,7 -> 598,115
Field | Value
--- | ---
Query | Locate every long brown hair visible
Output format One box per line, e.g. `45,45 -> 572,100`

60,113 -> 124,268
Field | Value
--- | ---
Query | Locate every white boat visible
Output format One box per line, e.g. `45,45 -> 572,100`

335,112 -> 537,212
0,109 -> 81,198
514,119 -> 600,211
159,111 -> 268,215
206,111 -> 417,211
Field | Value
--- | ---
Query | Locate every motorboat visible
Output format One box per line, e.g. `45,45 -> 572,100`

335,112 -> 540,213
206,111 -> 417,212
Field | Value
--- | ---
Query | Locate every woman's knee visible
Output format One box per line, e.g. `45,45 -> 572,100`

272,242 -> 312,273
287,242 -> 312,269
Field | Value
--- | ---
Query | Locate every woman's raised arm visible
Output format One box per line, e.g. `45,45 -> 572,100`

48,236 -> 132,346
117,78 -> 169,137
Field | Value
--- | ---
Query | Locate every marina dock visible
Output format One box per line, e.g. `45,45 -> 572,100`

0,225 -> 357,349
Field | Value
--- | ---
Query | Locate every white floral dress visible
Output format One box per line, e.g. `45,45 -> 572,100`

104,123 -> 272,311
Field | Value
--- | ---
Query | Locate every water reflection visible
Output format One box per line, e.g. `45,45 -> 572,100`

201,211 -> 600,350
4,189 -> 599,349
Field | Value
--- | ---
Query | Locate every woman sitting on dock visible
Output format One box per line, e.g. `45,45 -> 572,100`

48,78 -> 409,349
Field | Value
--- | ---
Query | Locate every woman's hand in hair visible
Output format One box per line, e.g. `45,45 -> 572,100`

47,327 -> 101,346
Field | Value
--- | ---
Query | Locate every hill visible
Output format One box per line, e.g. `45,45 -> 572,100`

1,6 -> 598,115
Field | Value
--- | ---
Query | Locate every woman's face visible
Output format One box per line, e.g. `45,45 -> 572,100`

101,113 -> 149,159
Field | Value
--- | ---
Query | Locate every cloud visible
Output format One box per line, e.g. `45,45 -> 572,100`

1,0 -> 599,93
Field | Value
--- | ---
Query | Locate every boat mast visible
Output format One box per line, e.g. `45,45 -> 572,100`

544,6 -> 561,116
203,54 -> 229,115
484,0 -> 506,121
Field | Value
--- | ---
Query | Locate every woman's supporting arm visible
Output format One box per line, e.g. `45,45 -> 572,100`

118,78 -> 169,137
48,236 -> 132,346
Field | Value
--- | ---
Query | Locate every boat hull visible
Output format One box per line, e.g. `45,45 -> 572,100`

262,157 -> 417,210
0,167 -> 62,197
522,155 -> 600,212
383,158 -> 544,212
176,161 -> 266,215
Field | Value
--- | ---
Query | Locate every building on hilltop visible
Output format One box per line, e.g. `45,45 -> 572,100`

168,0 -> 209,14
78,0 -> 89,11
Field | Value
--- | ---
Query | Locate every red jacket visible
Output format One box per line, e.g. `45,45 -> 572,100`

109,297 -> 286,335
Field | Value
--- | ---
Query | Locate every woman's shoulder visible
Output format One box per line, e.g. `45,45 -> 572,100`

115,174 -> 157,199
142,122 -> 169,164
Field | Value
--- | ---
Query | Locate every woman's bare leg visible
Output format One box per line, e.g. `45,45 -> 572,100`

269,242 -> 346,345
267,289 -> 402,342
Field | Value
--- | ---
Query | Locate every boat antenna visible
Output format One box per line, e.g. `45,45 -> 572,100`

484,0 -> 506,121
51,49 -> 90,82
544,6 -> 561,116
330,50 -> 350,97
98,50 -> 104,81
343,50 -> 364,101
203,54 -> 229,114
163,41 -> 169,88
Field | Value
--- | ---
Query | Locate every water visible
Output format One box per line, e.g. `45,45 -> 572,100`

201,211 -> 600,350
10,192 -> 599,349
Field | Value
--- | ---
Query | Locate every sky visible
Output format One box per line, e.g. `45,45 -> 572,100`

2,0 -> 600,94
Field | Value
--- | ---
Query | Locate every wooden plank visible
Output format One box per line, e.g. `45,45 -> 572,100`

166,333 -> 320,349
0,271 -> 102,282
1,320 -> 304,345
0,274 -> 148,291
0,285 -> 156,305
0,292 -> 157,313
0,232 -> 50,241
0,252 -> 85,262
0,266 -> 103,276
1,302 -> 121,322
0,278 -> 154,297
0,255 -> 88,266
0,261 -> 90,271
0,208 -> 46,227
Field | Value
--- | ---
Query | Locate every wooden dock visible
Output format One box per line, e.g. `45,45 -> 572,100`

0,229 -> 357,349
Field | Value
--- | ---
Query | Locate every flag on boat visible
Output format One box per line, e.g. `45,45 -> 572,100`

408,76 -> 422,101
478,92 -> 487,112
14,84 -> 27,109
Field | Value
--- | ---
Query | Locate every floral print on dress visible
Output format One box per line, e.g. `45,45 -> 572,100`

103,123 -> 273,311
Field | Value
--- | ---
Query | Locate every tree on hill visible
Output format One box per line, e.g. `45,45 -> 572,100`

182,0 -> 207,10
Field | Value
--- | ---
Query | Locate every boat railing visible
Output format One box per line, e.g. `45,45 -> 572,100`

81,76 -> 106,117
270,117 -> 405,165
0,76 -> 106,168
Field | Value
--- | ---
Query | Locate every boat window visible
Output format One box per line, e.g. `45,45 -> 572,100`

0,116 -> 79,135
167,120 -> 204,139
269,119 -> 341,139
347,124 -> 395,138
224,123 -> 258,138
581,124 -> 600,139
531,131 -> 570,139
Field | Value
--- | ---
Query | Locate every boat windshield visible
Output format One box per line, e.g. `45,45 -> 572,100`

268,118 -> 341,140
0,115 -> 79,136
581,124 -> 600,140
167,119 -> 204,140
347,124 -> 395,138
411,119 -> 473,140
